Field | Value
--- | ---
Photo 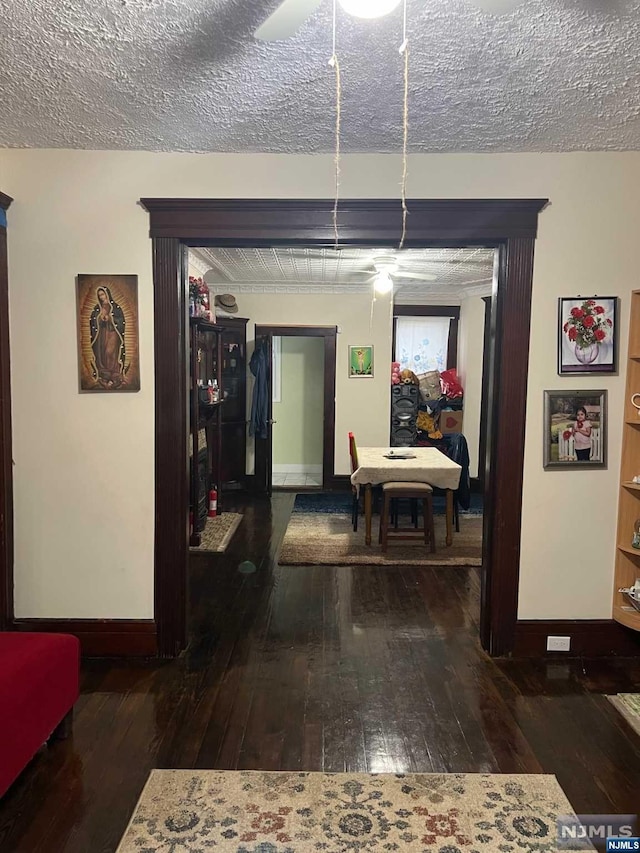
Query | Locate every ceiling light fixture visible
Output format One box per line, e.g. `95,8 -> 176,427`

337,0 -> 402,20
374,271 -> 394,295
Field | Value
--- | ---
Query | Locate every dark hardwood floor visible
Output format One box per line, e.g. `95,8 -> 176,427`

1,493 -> 639,852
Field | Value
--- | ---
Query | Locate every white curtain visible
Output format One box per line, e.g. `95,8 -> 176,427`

395,316 -> 451,374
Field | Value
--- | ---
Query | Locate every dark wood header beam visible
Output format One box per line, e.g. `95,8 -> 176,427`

393,305 -> 461,319
140,198 -> 548,243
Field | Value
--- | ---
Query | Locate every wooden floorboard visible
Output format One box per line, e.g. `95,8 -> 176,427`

1,492 -> 639,852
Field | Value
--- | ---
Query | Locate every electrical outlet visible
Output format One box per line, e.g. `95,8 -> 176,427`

546,635 -> 571,652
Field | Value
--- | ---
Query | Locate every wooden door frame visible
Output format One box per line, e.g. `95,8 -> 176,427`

0,191 -> 13,632
477,296 -> 493,490
140,198 -> 548,659
255,324 -> 337,492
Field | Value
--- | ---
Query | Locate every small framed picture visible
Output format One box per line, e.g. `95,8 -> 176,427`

349,345 -> 374,378
543,390 -> 607,469
558,296 -> 618,375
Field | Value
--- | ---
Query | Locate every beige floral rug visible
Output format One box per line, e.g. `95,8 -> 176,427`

116,770 -> 578,852
190,513 -> 243,553
607,693 -> 640,736
279,513 -> 482,566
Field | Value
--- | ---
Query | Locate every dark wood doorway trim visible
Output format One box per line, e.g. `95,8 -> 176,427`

0,191 -> 13,632
477,296 -> 492,491
140,198 -> 548,659
255,324 -> 337,492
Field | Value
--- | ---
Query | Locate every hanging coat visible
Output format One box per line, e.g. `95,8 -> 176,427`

444,432 -> 471,510
249,340 -> 269,439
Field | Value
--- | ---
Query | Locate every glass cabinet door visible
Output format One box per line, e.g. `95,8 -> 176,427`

197,328 -> 219,387
222,330 -> 244,422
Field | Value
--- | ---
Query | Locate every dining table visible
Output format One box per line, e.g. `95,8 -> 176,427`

350,447 -> 463,547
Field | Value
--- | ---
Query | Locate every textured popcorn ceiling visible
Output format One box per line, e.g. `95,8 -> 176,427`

1,0 -> 639,152
191,247 -> 495,303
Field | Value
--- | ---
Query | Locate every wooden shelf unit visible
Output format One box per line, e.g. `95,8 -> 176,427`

613,289 -> 640,631
216,317 -> 248,491
617,544 -> 640,558
189,317 -> 224,547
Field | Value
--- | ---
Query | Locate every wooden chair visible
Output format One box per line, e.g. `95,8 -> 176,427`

348,432 -> 381,532
348,432 -> 360,531
379,482 -> 436,553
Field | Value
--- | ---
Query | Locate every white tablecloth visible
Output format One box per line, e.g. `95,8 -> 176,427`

351,447 -> 462,492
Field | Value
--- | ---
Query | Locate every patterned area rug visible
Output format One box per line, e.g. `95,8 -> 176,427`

116,770 -> 578,852
293,491 -> 484,516
190,513 -> 243,553
607,693 -> 640,736
279,513 -> 482,566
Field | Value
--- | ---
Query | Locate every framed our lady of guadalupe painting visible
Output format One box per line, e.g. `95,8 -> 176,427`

76,274 -> 141,392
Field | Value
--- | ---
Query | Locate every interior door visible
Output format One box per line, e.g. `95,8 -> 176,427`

253,326 -> 273,495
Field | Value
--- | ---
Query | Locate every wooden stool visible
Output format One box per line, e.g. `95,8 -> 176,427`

379,482 -> 436,553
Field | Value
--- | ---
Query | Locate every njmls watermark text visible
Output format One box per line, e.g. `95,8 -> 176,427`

557,815 -> 638,850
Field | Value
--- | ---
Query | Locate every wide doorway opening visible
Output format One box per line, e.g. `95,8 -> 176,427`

187,244 -> 496,612
142,197 -> 546,659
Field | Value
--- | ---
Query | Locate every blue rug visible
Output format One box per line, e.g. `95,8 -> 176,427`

292,491 -> 483,516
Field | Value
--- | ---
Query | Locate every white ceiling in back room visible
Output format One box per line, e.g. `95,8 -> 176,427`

1,0 -> 640,152
189,247 -> 495,305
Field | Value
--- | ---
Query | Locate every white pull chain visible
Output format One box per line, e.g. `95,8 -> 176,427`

399,0 -> 409,250
329,0 -> 341,249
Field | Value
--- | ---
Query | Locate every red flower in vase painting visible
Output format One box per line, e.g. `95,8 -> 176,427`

564,299 -> 609,350
559,296 -> 617,375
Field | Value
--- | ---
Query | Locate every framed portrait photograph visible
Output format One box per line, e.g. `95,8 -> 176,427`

543,390 -> 607,469
76,274 -> 141,392
349,345 -> 374,378
558,296 -> 618,375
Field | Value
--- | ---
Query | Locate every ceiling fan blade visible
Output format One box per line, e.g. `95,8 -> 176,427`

468,0 -> 524,14
392,271 -> 438,282
203,267 -> 230,284
254,0 -> 324,41
285,249 -> 371,260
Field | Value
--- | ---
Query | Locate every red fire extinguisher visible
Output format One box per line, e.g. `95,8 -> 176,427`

208,487 -> 218,518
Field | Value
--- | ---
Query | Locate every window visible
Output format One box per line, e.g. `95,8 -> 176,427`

393,309 -> 458,374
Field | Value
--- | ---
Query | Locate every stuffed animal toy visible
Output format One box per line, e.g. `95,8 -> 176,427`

400,368 -> 419,386
391,362 -> 401,385
416,410 -> 443,439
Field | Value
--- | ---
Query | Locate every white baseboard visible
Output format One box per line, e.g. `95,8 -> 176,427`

272,464 -> 323,475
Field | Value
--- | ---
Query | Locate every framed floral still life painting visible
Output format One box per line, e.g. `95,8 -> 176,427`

558,296 -> 618,375
543,390 -> 607,470
349,345 -> 374,378
76,274 -> 141,392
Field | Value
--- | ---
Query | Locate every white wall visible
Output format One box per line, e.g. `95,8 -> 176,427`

241,292 -> 393,476
458,296 -> 487,479
272,336 -> 325,472
1,149 -> 639,621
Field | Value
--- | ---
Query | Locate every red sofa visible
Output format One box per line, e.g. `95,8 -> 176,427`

0,632 -> 80,797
